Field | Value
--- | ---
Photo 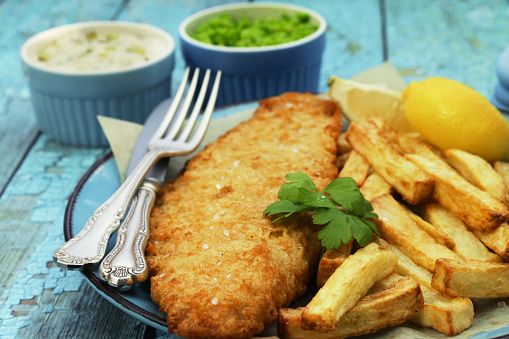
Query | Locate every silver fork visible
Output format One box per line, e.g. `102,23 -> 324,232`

53,67 -> 221,270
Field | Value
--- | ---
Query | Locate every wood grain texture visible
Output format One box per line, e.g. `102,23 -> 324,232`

1,0 -> 509,338
264,0 -> 385,92
386,0 -> 509,97
0,0 -> 124,193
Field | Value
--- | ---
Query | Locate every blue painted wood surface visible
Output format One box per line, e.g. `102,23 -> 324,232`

0,1 -> 508,338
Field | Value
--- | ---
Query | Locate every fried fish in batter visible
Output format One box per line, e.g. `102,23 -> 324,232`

146,92 -> 342,339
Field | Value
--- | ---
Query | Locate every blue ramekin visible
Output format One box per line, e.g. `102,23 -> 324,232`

21,21 -> 175,147
179,2 -> 327,107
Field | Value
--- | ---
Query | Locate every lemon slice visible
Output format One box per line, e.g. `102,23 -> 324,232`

328,76 -> 416,134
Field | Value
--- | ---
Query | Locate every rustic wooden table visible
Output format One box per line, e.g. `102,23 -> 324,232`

1,0 -> 508,338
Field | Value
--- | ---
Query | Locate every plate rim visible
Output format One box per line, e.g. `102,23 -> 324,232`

63,151 -> 168,329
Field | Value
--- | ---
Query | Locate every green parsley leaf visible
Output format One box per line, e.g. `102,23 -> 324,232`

315,209 -> 352,248
262,200 -> 312,222
278,172 -> 318,202
263,172 -> 379,250
297,188 -> 337,209
362,199 -> 378,219
347,215 -> 379,247
324,177 -> 364,216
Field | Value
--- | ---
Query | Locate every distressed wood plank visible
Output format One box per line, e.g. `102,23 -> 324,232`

268,0 -> 384,92
0,0 -> 123,194
19,284 -> 146,339
4,1 -> 509,339
0,136 -> 112,338
386,0 -> 509,98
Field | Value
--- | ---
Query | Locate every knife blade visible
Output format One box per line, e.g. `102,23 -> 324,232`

98,98 -> 174,288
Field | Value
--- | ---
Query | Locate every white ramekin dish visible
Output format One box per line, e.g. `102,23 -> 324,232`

179,2 -> 327,107
21,21 -> 175,147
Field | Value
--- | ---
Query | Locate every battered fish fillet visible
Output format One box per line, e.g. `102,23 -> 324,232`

146,92 -> 342,339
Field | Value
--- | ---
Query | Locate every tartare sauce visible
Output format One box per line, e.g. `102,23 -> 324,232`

36,29 -> 166,71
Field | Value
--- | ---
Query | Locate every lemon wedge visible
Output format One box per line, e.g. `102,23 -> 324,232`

328,76 -> 416,134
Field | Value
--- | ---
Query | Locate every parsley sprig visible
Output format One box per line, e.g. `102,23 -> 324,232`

263,172 -> 379,250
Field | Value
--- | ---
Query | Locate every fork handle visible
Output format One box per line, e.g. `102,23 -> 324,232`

53,150 -> 161,270
98,180 -> 159,287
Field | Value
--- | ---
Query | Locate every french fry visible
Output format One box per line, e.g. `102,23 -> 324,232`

345,120 -> 434,204
300,243 -> 397,333
316,242 -> 352,287
473,222 -> 509,261
278,276 -> 423,339
421,202 -> 504,262
359,172 -> 392,201
406,149 -> 509,232
371,193 -> 462,272
374,118 -> 443,158
338,150 -> 370,186
412,284 -> 474,336
374,238 -> 474,336
374,237 -> 434,287
445,149 -> 506,202
336,133 -> 352,155
494,160 -> 509,202
432,258 -> 509,298
401,205 -> 455,250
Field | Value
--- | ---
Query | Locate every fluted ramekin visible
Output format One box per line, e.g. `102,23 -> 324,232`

179,2 -> 327,107
21,21 -> 175,147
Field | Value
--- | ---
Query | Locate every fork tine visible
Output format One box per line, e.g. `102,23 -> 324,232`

178,69 -> 211,142
188,70 -> 222,149
150,67 -> 190,143
165,68 -> 200,141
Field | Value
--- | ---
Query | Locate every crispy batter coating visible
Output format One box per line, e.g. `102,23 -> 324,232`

147,93 -> 342,339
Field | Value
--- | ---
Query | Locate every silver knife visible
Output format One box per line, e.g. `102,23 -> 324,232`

98,98 -> 174,288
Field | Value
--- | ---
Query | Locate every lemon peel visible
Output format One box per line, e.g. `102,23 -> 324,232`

403,77 -> 509,162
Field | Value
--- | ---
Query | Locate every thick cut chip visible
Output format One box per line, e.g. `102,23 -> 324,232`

338,150 -> 370,186
316,242 -> 352,287
359,172 -> 392,201
278,276 -> 423,339
374,237 -> 434,287
406,149 -> 509,232
412,284 -> 474,336
421,202 -> 504,262
432,258 -> 509,298
372,117 -> 443,158
494,161 -> 509,202
374,238 -> 474,336
445,149 -> 506,202
346,120 -> 434,204
473,222 -> 509,261
300,243 -> 397,333
401,204 -> 455,250
371,194 -> 462,272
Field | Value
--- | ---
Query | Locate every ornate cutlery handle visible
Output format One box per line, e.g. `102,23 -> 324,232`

98,180 -> 158,287
53,150 -> 160,270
